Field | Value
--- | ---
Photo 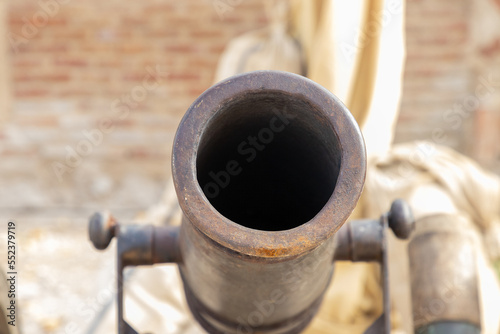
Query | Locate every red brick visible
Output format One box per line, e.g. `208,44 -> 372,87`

54,58 -> 88,67
15,89 -> 50,98
15,73 -> 70,82
168,73 -> 200,81
164,44 -> 199,53
190,30 -> 224,39
116,43 -> 148,54
4,0 -> 492,211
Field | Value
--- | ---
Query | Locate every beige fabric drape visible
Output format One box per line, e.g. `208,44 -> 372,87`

344,0 -> 384,128
290,0 -> 405,160
364,142 -> 500,334
289,0 -> 336,95
289,1 -> 404,332
289,0 -> 384,129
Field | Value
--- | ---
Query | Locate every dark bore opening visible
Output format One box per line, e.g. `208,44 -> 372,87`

196,91 -> 341,231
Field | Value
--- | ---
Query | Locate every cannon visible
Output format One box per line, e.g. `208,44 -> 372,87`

89,71 -> 470,334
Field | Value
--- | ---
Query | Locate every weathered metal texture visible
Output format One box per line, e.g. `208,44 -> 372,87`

180,218 -> 334,334
334,219 -> 383,262
409,214 -> 481,330
333,199 -> 415,334
172,70 -> 366,258
388,199 -> 415,239
334,199 -> 415,262
415,321 -> 480,334
89,212 -> 182,334
89,211 -> 117,250
171,70 -> 366,333
118,224 -> 181,266
89,212 -> 182,265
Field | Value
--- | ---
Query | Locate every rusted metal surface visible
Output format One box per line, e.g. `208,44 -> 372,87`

89,213 -> 181,334
180,217 -> 335,334
171,70 -> 366,333
172,70 -> 366,259
86,69 -> 490,334
334,199 -> 414,262
388,199 -> 415,239
333,217 -> 390,334
334,219 -> 384,262
87,71 -> 422,334
409,214 -> 481,331
89,71 -> 372,334
333,199 -> 414,334
86,198 -> 413,334
89,211 -> 116,250
89,212 -> 181,266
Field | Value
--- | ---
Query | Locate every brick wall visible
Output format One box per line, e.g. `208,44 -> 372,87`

396,0 -> 472,148
0,0 -> 8,122
2,0 -> 267,217
396,0 -> 500,173
1,0 -> 499,216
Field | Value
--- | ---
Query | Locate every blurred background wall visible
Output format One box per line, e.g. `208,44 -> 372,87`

1,0 -> 499,218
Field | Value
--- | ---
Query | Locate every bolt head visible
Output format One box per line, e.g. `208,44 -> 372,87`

388,199 -> 415,239
88,211 -> 115,250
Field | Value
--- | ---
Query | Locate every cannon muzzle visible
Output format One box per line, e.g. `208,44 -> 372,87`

171,71 -> 366,333
89,70 -> 374,334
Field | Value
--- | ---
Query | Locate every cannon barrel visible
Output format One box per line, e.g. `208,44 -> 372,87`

409,214 -> 481,333
171,71 -> 366,333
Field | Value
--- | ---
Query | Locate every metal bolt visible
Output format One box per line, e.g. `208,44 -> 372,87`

388,199 -> 415,239
89,211 -> 117,250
